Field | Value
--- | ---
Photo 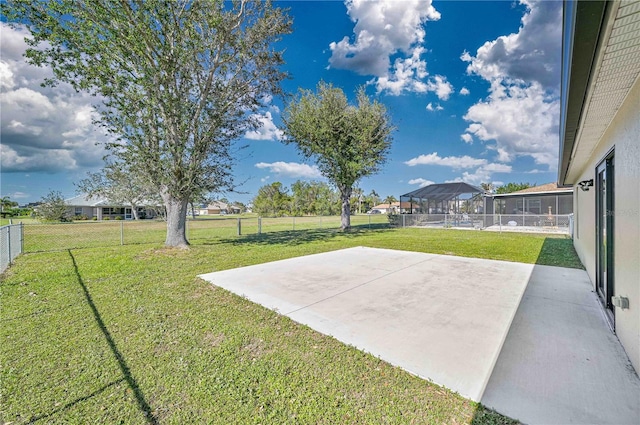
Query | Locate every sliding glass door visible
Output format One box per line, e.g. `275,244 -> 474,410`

596,152 -> 615,324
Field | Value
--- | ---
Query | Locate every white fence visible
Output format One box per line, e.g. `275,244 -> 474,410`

1,224 -> 24,273
394,213 -> 573,235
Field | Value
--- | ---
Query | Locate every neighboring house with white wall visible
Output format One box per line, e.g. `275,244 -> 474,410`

65,194 -> 159,220
559,0 -> 640,373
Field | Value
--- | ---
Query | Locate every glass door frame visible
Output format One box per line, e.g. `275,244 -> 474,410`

596,149 -> 615,326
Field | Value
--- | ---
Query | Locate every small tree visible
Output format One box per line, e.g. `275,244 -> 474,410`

1,197 -> 18,216
76,161 -> 155,220
282,82 -> 394,230
37,191 -> 71,222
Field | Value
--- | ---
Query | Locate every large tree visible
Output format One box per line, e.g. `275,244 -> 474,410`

76,161 -> 156,220
282,82 -> 394,230
6,0 -> 291,247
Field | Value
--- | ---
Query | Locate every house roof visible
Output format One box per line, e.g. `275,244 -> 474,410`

491,183 -> 573,198
66,194 -> 159,207
203,201 -> 229,210
371,203 -> 394,210
65,194 -> 112,207
559,1 -> 640,185
400,182 -> 483,202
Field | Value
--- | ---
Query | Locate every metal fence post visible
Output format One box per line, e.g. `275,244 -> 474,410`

120,221 -> 124,246
20,222 -> 24,254
237,218 -> 242,236
7,226 -> 11,267
368,214 -> 371,228
258,217 -> 262,234
402,214 -> 406,228
293,216 -> 295,231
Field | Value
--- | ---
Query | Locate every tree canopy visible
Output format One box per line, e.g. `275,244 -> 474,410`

6,0 -> 292,247
496,182 -> 534,194
252,182 -> 291,217
282,82 -> 393,230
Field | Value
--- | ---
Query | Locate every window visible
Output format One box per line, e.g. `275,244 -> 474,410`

75,207 -> 83,216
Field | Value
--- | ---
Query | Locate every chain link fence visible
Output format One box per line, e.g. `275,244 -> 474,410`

1,224 -> 24,273
11,213 -> 570,256
20,215 -> 390,253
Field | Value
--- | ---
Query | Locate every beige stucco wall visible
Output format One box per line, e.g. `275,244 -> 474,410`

571,77 -> 640,372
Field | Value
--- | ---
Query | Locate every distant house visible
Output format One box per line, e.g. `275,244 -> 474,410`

65,194 -> 159,220
558,0 -> 640,373
198,201 -> 240,215
485,183 -> 574,216
370,203 -> 395,214
370,202 -> 419,214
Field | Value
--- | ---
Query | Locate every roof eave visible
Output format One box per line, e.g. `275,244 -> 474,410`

558,0 -> 610,186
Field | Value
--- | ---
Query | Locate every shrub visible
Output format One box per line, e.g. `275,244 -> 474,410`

387,213 -> 401,227
114,216 -> 123,220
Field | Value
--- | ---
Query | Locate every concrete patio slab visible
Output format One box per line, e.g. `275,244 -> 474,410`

198,246 -> 640,424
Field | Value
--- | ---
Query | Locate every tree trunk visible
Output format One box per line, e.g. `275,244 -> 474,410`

162,191 -> 190,248
340,187 -> 352,230
131,204 -> 139,220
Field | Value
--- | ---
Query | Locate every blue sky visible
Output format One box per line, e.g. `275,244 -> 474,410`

0,0 -> 562,205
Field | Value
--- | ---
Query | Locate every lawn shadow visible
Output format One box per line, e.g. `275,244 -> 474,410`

28,378 -> 125,423
535,236 -> 584,269
210,223 -> 393,247
64,250 -> 158,424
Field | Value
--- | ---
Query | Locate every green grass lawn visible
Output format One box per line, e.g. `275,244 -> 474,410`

1,227 -> 582,424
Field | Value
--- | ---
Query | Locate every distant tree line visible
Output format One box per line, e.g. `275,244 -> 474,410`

252,181 -> 383,217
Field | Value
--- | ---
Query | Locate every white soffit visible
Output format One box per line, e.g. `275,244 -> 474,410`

568,0 -> 640,181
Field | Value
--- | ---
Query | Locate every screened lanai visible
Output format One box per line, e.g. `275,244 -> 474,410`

399,182 -> 484,215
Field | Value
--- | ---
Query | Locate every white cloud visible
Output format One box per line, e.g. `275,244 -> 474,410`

460,0 -> 561,169
7,191 -> 30,200
462,0 -> 561,91
459,87 -> 470,95
446,162 -> 512,185
244,111 -> 283,141
461,133 -> 473,144
406,152 -> 512,185
426,75 -> 453,100
329,0 -> 449,97
260,176 -> 271,183
408,178 -> 435,188
0,23 -> 107,173
426,102 -> 443,112
463,82 -> 559,167
255,161 -> 322,179
405,152 -> 486,169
